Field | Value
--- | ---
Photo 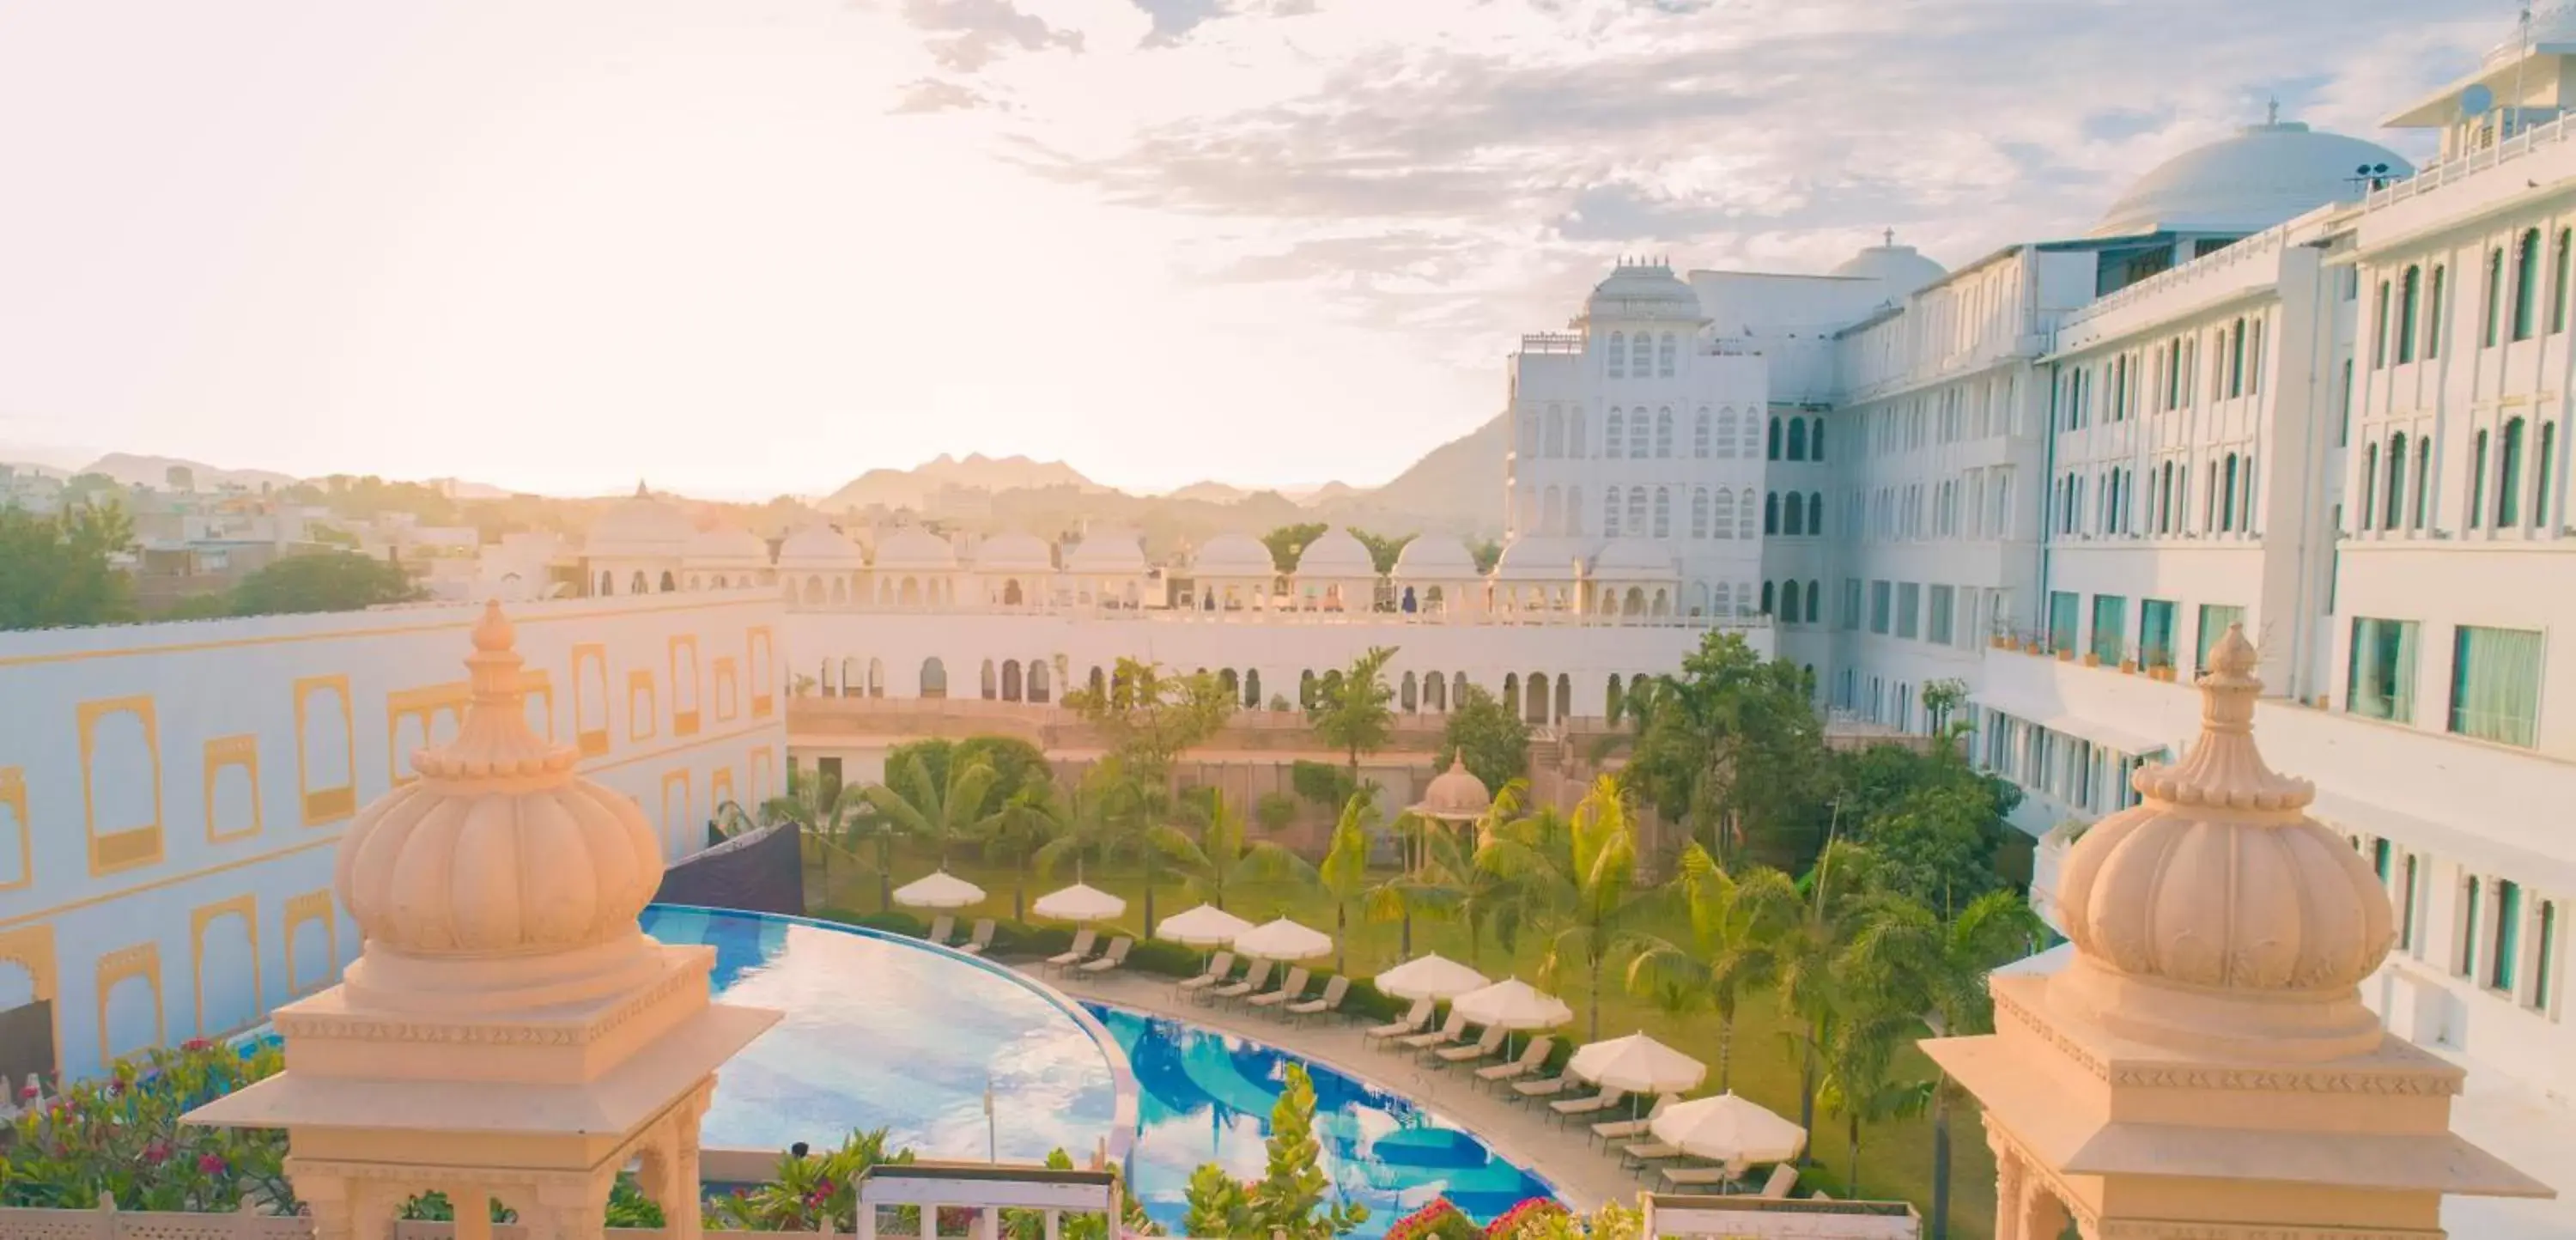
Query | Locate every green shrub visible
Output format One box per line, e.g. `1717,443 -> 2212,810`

823,909 -> 929,939
1255,791 -> 1298,832
1124,938 -> 1204,978
1290,760 -> 1355,809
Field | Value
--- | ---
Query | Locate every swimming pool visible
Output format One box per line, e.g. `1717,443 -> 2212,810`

640,906 -> 1122,1162
1092,1004 -> 1558,1237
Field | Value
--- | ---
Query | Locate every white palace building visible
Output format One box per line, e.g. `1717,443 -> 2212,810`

3,6 -> 2576,1235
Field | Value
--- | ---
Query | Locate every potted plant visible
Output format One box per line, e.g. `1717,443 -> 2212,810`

2119,643 -> 2140,674
2081,649 -> 2100,667
2057,646 -> 2075,662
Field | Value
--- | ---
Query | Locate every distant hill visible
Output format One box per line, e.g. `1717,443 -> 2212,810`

0,459 -> 69,480
1165,481 -> 1250,504
816,453 -> 1104,512
81,453 -> 301,493
1313,415 -> 1503,533
1298,481 -> 1364,508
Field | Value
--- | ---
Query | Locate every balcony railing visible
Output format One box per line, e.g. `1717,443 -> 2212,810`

2365,108 -> 2576,211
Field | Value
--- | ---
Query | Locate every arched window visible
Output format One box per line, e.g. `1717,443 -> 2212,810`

2221,453 -> 2240,532
2360,444 -> 2379,531
1400,671 -> 1419,712
2373,281 -> 2391,368
1555,673 -> 1572,721
1805,579 -> 1821,624
1502,672 -> 1519,710
1692,410 -> 1711,458
1544,407 -> 1564,458
1002,660 -> 1024,702
1606,673 -> 1625,720
2397,266 -> 2421,364
1655,409 -> 1674,458
2427,265 -> 2447,359
1425,671 -> 1444,713
1626,488 -> 1647,535
1783,492 -> 1804,536
2249,318 -> 2265,393
1652,487 -> 1671,538
1571,409 -> 1588,457
980,660 -> 998,700
2385,433 -> 2408,531
1766,416 -> 1783,460
1629,412 -> 1649,459
1541,485 -> 1562,535
1738,489 -> 1757,538
1716,408 -> 1740,459
1606,410 -> 1625,459
1788,418 -> 1808,461
598,571 -> 614,596
2470,429 -> 2491,528
1807,492 -> 1825,535
1567,485 -> 1584,536
1759,580 -> 1776,615
1780,580 -> 1801,623
1242,668 -> 1260,709
2484,246 -> 2506,347
2414,437 -> 2433,530
1764,492 -> 1782,535
2555,230 -> 2576,335
1607,331 -> 1626,379
2537,422 -> 2558,528
920,657 -> 949,699
1691,488 -> 1710,538
2514,228 -> 2543,341
1631,333 -> 1653,376
1810,419 -> 1826,461
1657,331 -> 1676,376
2499,417 -> 2527,527
1604,486 -> 1623,537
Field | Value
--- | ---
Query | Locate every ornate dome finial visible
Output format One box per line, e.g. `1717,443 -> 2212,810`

2047,623 -> 2396,1061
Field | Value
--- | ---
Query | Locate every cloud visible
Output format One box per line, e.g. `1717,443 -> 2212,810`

890,77 -> 999,113
1131,0 -> 1230,46
899,0 -> 1082,70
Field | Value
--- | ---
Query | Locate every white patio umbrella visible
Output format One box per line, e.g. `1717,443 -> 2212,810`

1031,882 -> 1126,923
1233,917 -> 1333,962
1568,1030 -> 1708,1094
1156,903 -> 1255,946
1649,1092 -> 1807,1166
891,870 -> 987,910
1374,953 -> 1492,1001
1451,978 -> 1574,1030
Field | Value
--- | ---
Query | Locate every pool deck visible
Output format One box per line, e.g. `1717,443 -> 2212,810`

1037,964 -> 1646,1213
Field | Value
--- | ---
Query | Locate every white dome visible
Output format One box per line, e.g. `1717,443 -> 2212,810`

2091,121 -> 2412,239
1065,532 -> 1146,574
682,525 -> 769,568
873,527 -> 957,571
1591,540 -> 1678,577
1829,242 -> 1947,297
975,532 -> 1054,573
1294,527 -> 1375,576
585,484 -> 694,559
1392,536 -> 1478,579
775,524 -> 866,570
1491,536 -> 1587,581
1191,532 -> 1274,577
1583,262 -> 1707,325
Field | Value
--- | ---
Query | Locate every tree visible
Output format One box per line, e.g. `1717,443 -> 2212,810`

862,750 -> 1004,873
981,786 -> 1065,920
761,769 -> 876,906
1467,538 -> 1503,575
1061,658 -> 1235,791
1623,844 -> 1801,1091
885,736 -> 1054,811
1308,645 -> 1398,781
1771,839 -> 1880,1152
228,550 -> 419,616
0,501 -> 135,629
1476,778 -> 1664,1039
1814,1017 -> 1930,1194
1393,784 -> 1533,971
1034,760 -> 1188,935
1622,630 -> 1831,871
1248,1063 -> 1368,1238
1347,529 -> 1416,575
1167,787 -> 1313,911
1259,522 -> 1328,574
1438,684 -> 1529,793
1920,678 -> 1970,735
1831,742 -> 2019,916
1315,789 -> 1376,972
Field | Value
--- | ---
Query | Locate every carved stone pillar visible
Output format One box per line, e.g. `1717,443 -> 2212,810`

2017,1183 -> 2069,1240
526,1171 -> 614,1240
299,1176 -> 356,1240
662,1079 -> 712,1240
451,1184 -> 494,1240
1988,1131 -> 2025,1240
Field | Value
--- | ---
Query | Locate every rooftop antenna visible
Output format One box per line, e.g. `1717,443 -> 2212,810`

1883,228 -> 1895,248
2265,95 -> 2279,126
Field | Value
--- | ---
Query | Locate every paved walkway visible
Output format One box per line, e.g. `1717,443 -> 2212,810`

1035,964 -> 1647,1212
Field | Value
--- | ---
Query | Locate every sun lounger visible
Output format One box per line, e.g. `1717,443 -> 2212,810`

1043,928 -> 1097,973
1176,952 -> 1236,996
1433,1024 -> 1509,1064
1510,1074 -> 1571,1101
1247,967 -> 1309,1010
1658,1162 -> 1745,1191
1364,998 -> 1434,1046
1399,1010 -> 1470,1051
927,915 -> 957,945
1619,1140 -> 1685,1167
1078,936 -> 1133,974
1590,1094 -> 1680,1146
1756,1163 -> 1799,1199
956,919 -> 995,956
1549,1086 -> 1625,1122
1285,976 -> 1349,1023
1209,959 -> 1273,1004
1478,1037 -> 1552,1088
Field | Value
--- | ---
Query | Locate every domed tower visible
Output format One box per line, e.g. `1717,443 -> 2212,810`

188,605 -> 779,1239
2090,117 -> 2413,239
1926,626 -> 2549,1238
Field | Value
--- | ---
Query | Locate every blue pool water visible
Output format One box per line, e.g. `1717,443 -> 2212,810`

1092,1005 -> 1557,1237
641,907 -> 1121,1162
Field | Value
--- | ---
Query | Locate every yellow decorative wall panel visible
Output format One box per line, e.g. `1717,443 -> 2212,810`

385,681 -> 469,787
749,625 -> 776,718
572,644 -> 611,757
629,669 -> 659,743
94,942 -> 164,1071
521,667 -> 556,744
292,675 -> 356,826
0,768 -> 28,892
711,766 -> 735,811
713,657 -> 740,723
201,734 -> 263,844
283,890 -> 338,995
188,895 -> 260,1036
671,635 -> 702,737
750,745 -> 775,805
661,769 -> 692,858
78,696 -> 164,876
0,924 -> 60,1078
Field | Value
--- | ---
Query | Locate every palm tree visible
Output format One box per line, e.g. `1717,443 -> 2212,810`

862,751 -> 1004,873
760,769 -> 874,905
1033,761 -> 1187,936
1843,889 -> 2044,1239
1623,843 -> 1801,1092
1306,646 -> 1398,782
1474,776 -> 1664,1040
980,785 -> 1066,920
1316,788 -> 1376,972
1394,783 -> 1531,971
1815,1011 -> 1931,1194
1167,787 -> 1314,911
1772,838 -> 1877,1152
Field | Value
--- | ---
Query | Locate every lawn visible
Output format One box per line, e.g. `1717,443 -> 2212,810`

799,842 -> 2001,1240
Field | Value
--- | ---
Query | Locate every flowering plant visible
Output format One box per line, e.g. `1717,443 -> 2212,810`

0,1038 -> 295,1213
1481,1199 -> 1569,1238
1383,1198 -> 1480,1240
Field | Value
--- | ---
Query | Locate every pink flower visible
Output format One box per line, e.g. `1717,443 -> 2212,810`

143,1140 -> 171,1166
15,1083 -> 33,1101
197,1153 -> 226,1176
181,1037 -> 212,1053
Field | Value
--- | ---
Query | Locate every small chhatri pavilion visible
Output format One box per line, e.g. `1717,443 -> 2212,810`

1926,625 -> 2552,1238
189,603 -> 779,1239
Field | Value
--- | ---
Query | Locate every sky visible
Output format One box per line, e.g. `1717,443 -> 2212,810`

0,0 -> 2503,499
